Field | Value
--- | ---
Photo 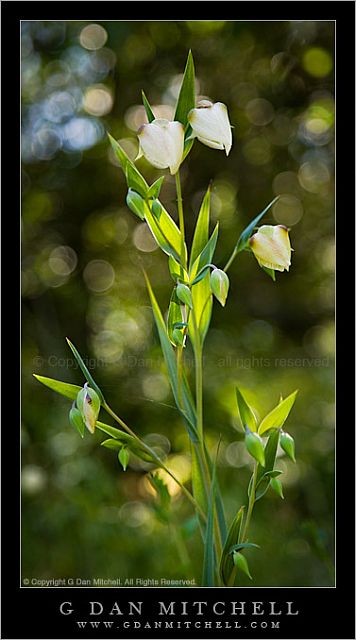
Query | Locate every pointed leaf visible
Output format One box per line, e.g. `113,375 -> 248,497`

33,374 -> 82,401
147,176 -> 165,200
141,90 -> 155,123
234,196 -> 280,255
118,447 -> 130,471
202,457 -> 216,586
144,273 -> 198,441
167,289 -> 184,346
236,387 -> 258,432
126,189 -> 147,220
255,429 -> 280,501
168,255 -> 188,284
190,186 -> 211,268
174,50 -> 196,127
219,506 -> 244,587
66,338 -> 105,403
145,201 -> 186,263
258,390 -> 298,436
69,404 -> 85,438
108,134 -> 148,198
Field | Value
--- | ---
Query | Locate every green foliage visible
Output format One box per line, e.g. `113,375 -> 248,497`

258,390 -> 298,435
236,387 -> 258,432
141,90 -> 155,123
219,506 -> 244,586
33,374 -> 81,401
69,404 -> 85,438
202,456 -> 216,586
118,447 -> 130,471
233,551 -> 252,580
280,431 -> 296,462
174,50 -> 196,128
233,196 -> 280,256
66,338 -> 105,403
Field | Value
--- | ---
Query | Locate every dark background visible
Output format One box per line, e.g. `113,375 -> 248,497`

20,17 -> 336,588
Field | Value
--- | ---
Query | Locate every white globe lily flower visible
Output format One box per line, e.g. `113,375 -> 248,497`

249,225 -> 292,272
188,100 -> 232,156
137,119 -> 184,175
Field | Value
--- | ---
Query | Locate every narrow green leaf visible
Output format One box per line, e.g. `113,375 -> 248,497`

100,435 -> 155,463
174,50 -> 196,127
66,338 -> 105,403
202,457 -> 217,586
108,134 -> 148,198
168,255 -> 189,284
167,289 -> 184,347
255,429 -> 280,501
190,186 -> 211,268
147,176 -> 165,200
190,223 -> 219,281
96,421 -> 132,441
144,273 -> 198,441
190,444 -> 209,516
145,201 -> 186,263
236,387 -> 258,432
141,90 -> 155,123
229,542 -> 260,553
219,506 -> 245,586
33,374 -> 82,401
234,196 -> 280,255
258,390 -> 298,436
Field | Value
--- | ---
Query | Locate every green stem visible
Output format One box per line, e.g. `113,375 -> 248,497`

175,170 -> 186,269
240,463 -> 258,543
223,246 -> 238,273
102,402 -> 206,521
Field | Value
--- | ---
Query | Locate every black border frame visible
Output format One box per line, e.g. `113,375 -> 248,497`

3,2 -> 355,638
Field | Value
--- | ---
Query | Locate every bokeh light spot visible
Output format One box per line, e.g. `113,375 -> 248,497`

49,245 -> 77,276
83,259 -> 115,292
83,85 -> 113,116
302,47 -> 333,78
133,223 -> 158,253
80,24 -> 108,50
273,194 -> 303,226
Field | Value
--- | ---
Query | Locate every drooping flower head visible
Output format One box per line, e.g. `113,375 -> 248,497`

137,119 -> 184,175
249,225 -> 292,272
188,101 -> 232,156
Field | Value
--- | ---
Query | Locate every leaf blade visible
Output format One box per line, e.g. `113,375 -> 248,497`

258,390 -> 298,436
174,50 -> 196,127
33,374 -> 82,401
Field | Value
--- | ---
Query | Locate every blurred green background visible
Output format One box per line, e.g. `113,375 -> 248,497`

21,20 -> 335,586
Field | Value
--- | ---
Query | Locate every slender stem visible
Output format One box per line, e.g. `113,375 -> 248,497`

175,170 -> 186,269
102,402 -> 206,521
223,247 -> 238,273
240,463 -> 258,542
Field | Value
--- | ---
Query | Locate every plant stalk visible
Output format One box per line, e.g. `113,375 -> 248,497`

175,170 -> 186,269
102,402 -> 206,521
240,462 -> 258,543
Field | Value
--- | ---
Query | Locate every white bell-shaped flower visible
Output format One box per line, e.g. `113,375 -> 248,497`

188,101 -> 232,156
249,225 -> 292,272
137,119 -> 184,175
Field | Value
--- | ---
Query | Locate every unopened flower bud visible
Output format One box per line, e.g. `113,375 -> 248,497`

233,552 -> 252,580
249,225 -> 292,272
210,268 -> 230,307
126,189 -> 146,220
76,384 -> 100,434
176,283 -> 193,309
245,428 -> 265,466
280,431 -> 296,462
118,447 -> 130,471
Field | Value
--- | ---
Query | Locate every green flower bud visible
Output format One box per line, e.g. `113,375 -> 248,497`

118,447 -> 130,471
210,268 -> 230,307
233,552 -> 252,580
151,200 -> 162,219
280,431 -> 296,462
126,188 -> 146,220
76,384 -> 101,434
172,328 -> 185,347
69,403 -> 85,438
176,283 -> 193,309
270,477 -> 284,499
245,429 -> 265,466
